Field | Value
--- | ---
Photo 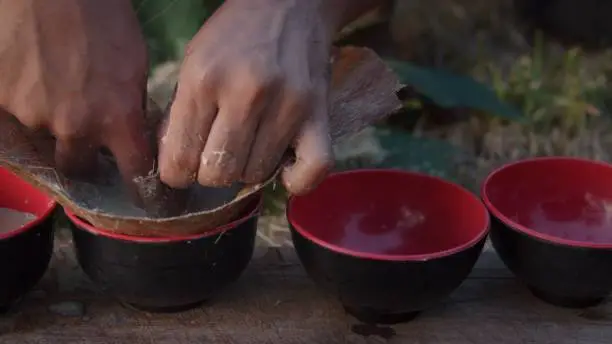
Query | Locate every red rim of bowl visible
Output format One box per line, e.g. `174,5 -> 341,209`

0,200 -> 57,241
64,197 -> 262,243
287,169 -> 490,262
481,156 -> 612,249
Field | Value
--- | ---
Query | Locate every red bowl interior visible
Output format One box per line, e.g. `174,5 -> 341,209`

287,169 -> 489,261
64,197 -> 262,243
482,157 -> 612,248
0,168 -> 56,239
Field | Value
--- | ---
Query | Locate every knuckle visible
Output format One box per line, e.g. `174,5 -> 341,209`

234,62 -> 280,94
288,84 -> 313,101
255,65 -> 282,89
197,169 -> 235,187
159,153 -> 198,188
16,112 -> 45,129
51,117 -> 86,140
188,63 -> 219,92
53,98 -> 88,129
284,154 -> 333,195
164,151 -> 198,174
283,82 -> 316,110
236,85 -> 267,113
197,152 -> 239,187
301,152 -> 334,176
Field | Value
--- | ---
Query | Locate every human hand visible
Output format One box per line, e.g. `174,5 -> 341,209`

0,0 -> 154,203
158,0 -> 337,195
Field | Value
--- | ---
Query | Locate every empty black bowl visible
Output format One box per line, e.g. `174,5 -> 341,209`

483,157 -> 612,308
0,168 -> 56,311
65,197 -> 261,313
287,169 -> 489,324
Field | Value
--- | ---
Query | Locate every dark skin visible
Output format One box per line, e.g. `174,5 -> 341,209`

0,0 -> 378,205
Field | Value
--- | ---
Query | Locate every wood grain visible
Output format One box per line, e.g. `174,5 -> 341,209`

1,230 -> 611,344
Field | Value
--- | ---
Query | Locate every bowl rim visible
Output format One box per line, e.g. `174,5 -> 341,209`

481,156 -> 612,249
64,197 -> 262,243
0,200 -> 57,241
287,168 -> 490,261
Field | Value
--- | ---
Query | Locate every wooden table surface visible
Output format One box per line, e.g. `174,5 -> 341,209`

1,226 -> 611,344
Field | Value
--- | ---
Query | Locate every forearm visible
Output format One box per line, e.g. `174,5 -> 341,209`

221,0 -> 381,45
318,0 -> 381,34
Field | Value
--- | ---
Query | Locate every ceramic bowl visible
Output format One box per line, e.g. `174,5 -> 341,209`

287,169 -> 489,324
483,157 -> 612,308
66,197 -> 261,313
0,168 -> 56,312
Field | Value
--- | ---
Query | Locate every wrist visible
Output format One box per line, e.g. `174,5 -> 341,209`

223,0 -> 379,39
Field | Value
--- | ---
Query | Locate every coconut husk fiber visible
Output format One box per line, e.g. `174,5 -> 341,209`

0,46 -> 402,237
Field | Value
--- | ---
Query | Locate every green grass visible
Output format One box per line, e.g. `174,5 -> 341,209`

475,32 -> 612,135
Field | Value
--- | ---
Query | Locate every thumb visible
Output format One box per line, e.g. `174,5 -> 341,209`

281,89 -> 333,195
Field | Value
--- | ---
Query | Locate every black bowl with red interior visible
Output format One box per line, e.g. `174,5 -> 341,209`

0,168 -> 56,312
287,169 -> 489,324
483,157 -> 612,308
65,197 -> 261,313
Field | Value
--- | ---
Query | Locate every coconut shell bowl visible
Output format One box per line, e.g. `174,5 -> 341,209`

287,169 -> 489,324
0,167 -> 56,312
65,196 -> 262,313
482,157 -> 612,308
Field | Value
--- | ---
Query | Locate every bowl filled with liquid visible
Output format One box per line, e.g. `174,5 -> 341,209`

287,169 -> 489,324
482,157 -> 612,308
0,167 -> 56,312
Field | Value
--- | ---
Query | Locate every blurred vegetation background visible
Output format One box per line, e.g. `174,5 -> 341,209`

136,0 -> 612,243
132,0 -> 223,67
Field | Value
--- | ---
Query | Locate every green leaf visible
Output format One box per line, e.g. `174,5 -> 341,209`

133,0 -> 223,68
376,129 -> 462,180
262,182 -> 288,217
386,60 -> 523,121
334,127 -> 466,184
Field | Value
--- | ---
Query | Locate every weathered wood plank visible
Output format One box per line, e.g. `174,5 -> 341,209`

0,231 -> 611,344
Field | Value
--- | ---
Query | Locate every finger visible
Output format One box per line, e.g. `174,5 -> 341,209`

281,90 -> 333,195
28,128 -> 58,167
103,105 -> 157,207
54,137 -> 100,180
49,101 -> 100,179
158,84 -> 217,188
0,110 -> 52,168
196,92 -> 263,187
241,89 -> 308,184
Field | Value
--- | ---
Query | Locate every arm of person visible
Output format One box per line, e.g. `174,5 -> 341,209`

158,0 -> 385,195
321,0 -> 383,34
